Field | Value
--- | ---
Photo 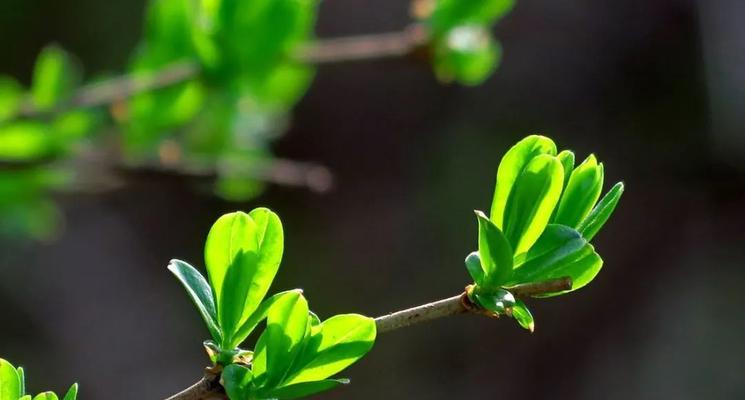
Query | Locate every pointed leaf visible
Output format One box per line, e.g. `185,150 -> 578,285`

17,366 -> 24,396
510,224 -> 603,295
577,182 -> 625,241
284,314 -> 376,385
554,154 -> 604,228
511,299 -> 534,332
222,364 -> 253,400
167,259 -> 221,343
556,150 -> 575,189
475,211 -> 513,287
62,383 -> 78,400
490,135 -> 557,228
33,392 -> 58,400
268,378 -> 349,399
503,154 -> 564,256
0,359 -> 20,400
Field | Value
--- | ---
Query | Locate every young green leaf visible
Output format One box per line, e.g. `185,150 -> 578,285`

556,150 -> 575,190
502,154 -> 564,256
17,366 -> 25,396
490,135 -> 557,228
475,211 -> 513,287
167,259 -> 221,343
0,358 -> 21,400
0,122 -> 53,161
20,396 -> 32,400
263,291 -> 309,388
509,224 -> 602,295
231,289 -> 304,349
222,364 -> 253,400
62,383 -> 78,400
267,378 -> 349,399
432,26 -> 501,85
464,251 -> 484,285
33,392 -> 59,400
31,46 -> 79,111
553,154 -> 604,228
511,299 -> 534,332
219,251 -> 262,345
283,314 -> 376,386
0,76 -> 23,123
472,288 -> 515,314
577,181 -> 625,241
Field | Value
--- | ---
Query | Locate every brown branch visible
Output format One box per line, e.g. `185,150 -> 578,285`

374,277 -> 573,333
165,372 -> 226,400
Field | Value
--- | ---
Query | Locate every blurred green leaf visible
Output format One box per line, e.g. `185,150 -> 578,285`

0,76 -> 23,122
511,299 -> 534,332
577,182 -> 625,241
283,314 -> 376,385
167,259 -> 222,343
433,26 -> 501,85
553,154 -> 604,228
267,379 -> 349,399
490,135 -> 557,228
0,121 -> 53,161
31,46 -> 79,111
475,210 -> 513,287
502,154 -> 564,256
429,0 -> 515,34
509,224 -> 602,295
53,110 -> 101,142
0,358 -> 21,399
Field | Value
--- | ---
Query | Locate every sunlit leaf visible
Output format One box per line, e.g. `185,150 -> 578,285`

556,150 -> 575,190
472,288 -> 515,314
267,378 -> 349,399
0,122 -> 53,161
433,26 -> 501,85
0,358 -> 21,400
31,45 -> 79,111
553,154 -> 604,228
167,259 -> 221,343
231,289 -> 304,349
62,383 -> 78,400
577,181 -> 624,241
490,135 -> 557,228
262,291 -> 309,388
502,154 -> 564,256
511,299 -> 534,332
283,314 -> 376,385
475,210 -> 513,287
33,392 -> 59,400
509,224 -> 603,295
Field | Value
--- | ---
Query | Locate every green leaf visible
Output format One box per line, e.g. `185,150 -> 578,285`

475,210 -> 513,287
33,392 -> 59,400
577,182 -> 625,241
502,154 -> 564,256
0,359 -> 21,400
219,251 -> 262,346
262,291 -> 309,388
31,45 -> 79,111
556,150 -> 575,190
511,299 -> 534,332
53,110 -> 101,142
553,154 -> 604,228
20,396 -> 32,400
222,364 -> 253,400
283,314 -> 376,385
0,122 -> 53,161
464,251 -> 484,285
267,378 -> 349,399
472,288 -> 515,314
62,383 -> 78,400
17,366 -> 25,396
490,135 -> 557,228
509,224 -> 603,295
0,76 -> 23,122
167,259 -> 221,343
433,26 -> 501,85
429,0 -> 515,34
231,289 -> 303,349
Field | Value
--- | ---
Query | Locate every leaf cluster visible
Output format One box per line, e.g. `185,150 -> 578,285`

0,358 -> 78,400
169,209 -> 376,399
466,135 -> 624,330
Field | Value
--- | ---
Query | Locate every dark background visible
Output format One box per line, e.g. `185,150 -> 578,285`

2,0 -> 745,398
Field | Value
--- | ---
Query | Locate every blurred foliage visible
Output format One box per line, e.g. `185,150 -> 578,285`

0,358 -> 79,400
0,0 -> 516,239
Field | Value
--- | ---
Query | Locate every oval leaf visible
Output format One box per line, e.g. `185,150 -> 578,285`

553,154 -> 604,228
230,289 -> 303,349
263,291 -> 309,388
0,358 -> 21,400
475,210 -> 513,287
490,135 -> 557,229
204,211 -> 259,303
503,154 -> 564,256
511,299 -> 534,332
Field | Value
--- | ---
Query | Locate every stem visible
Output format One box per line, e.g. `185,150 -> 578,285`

164,277 -> 571,399
374,277 -> 573,333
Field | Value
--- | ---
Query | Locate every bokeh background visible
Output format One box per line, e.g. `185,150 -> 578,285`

2,0 -> 745,398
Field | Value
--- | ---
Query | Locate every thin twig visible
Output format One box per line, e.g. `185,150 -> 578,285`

165,372 -> 225,400
374,277 -> 573,333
